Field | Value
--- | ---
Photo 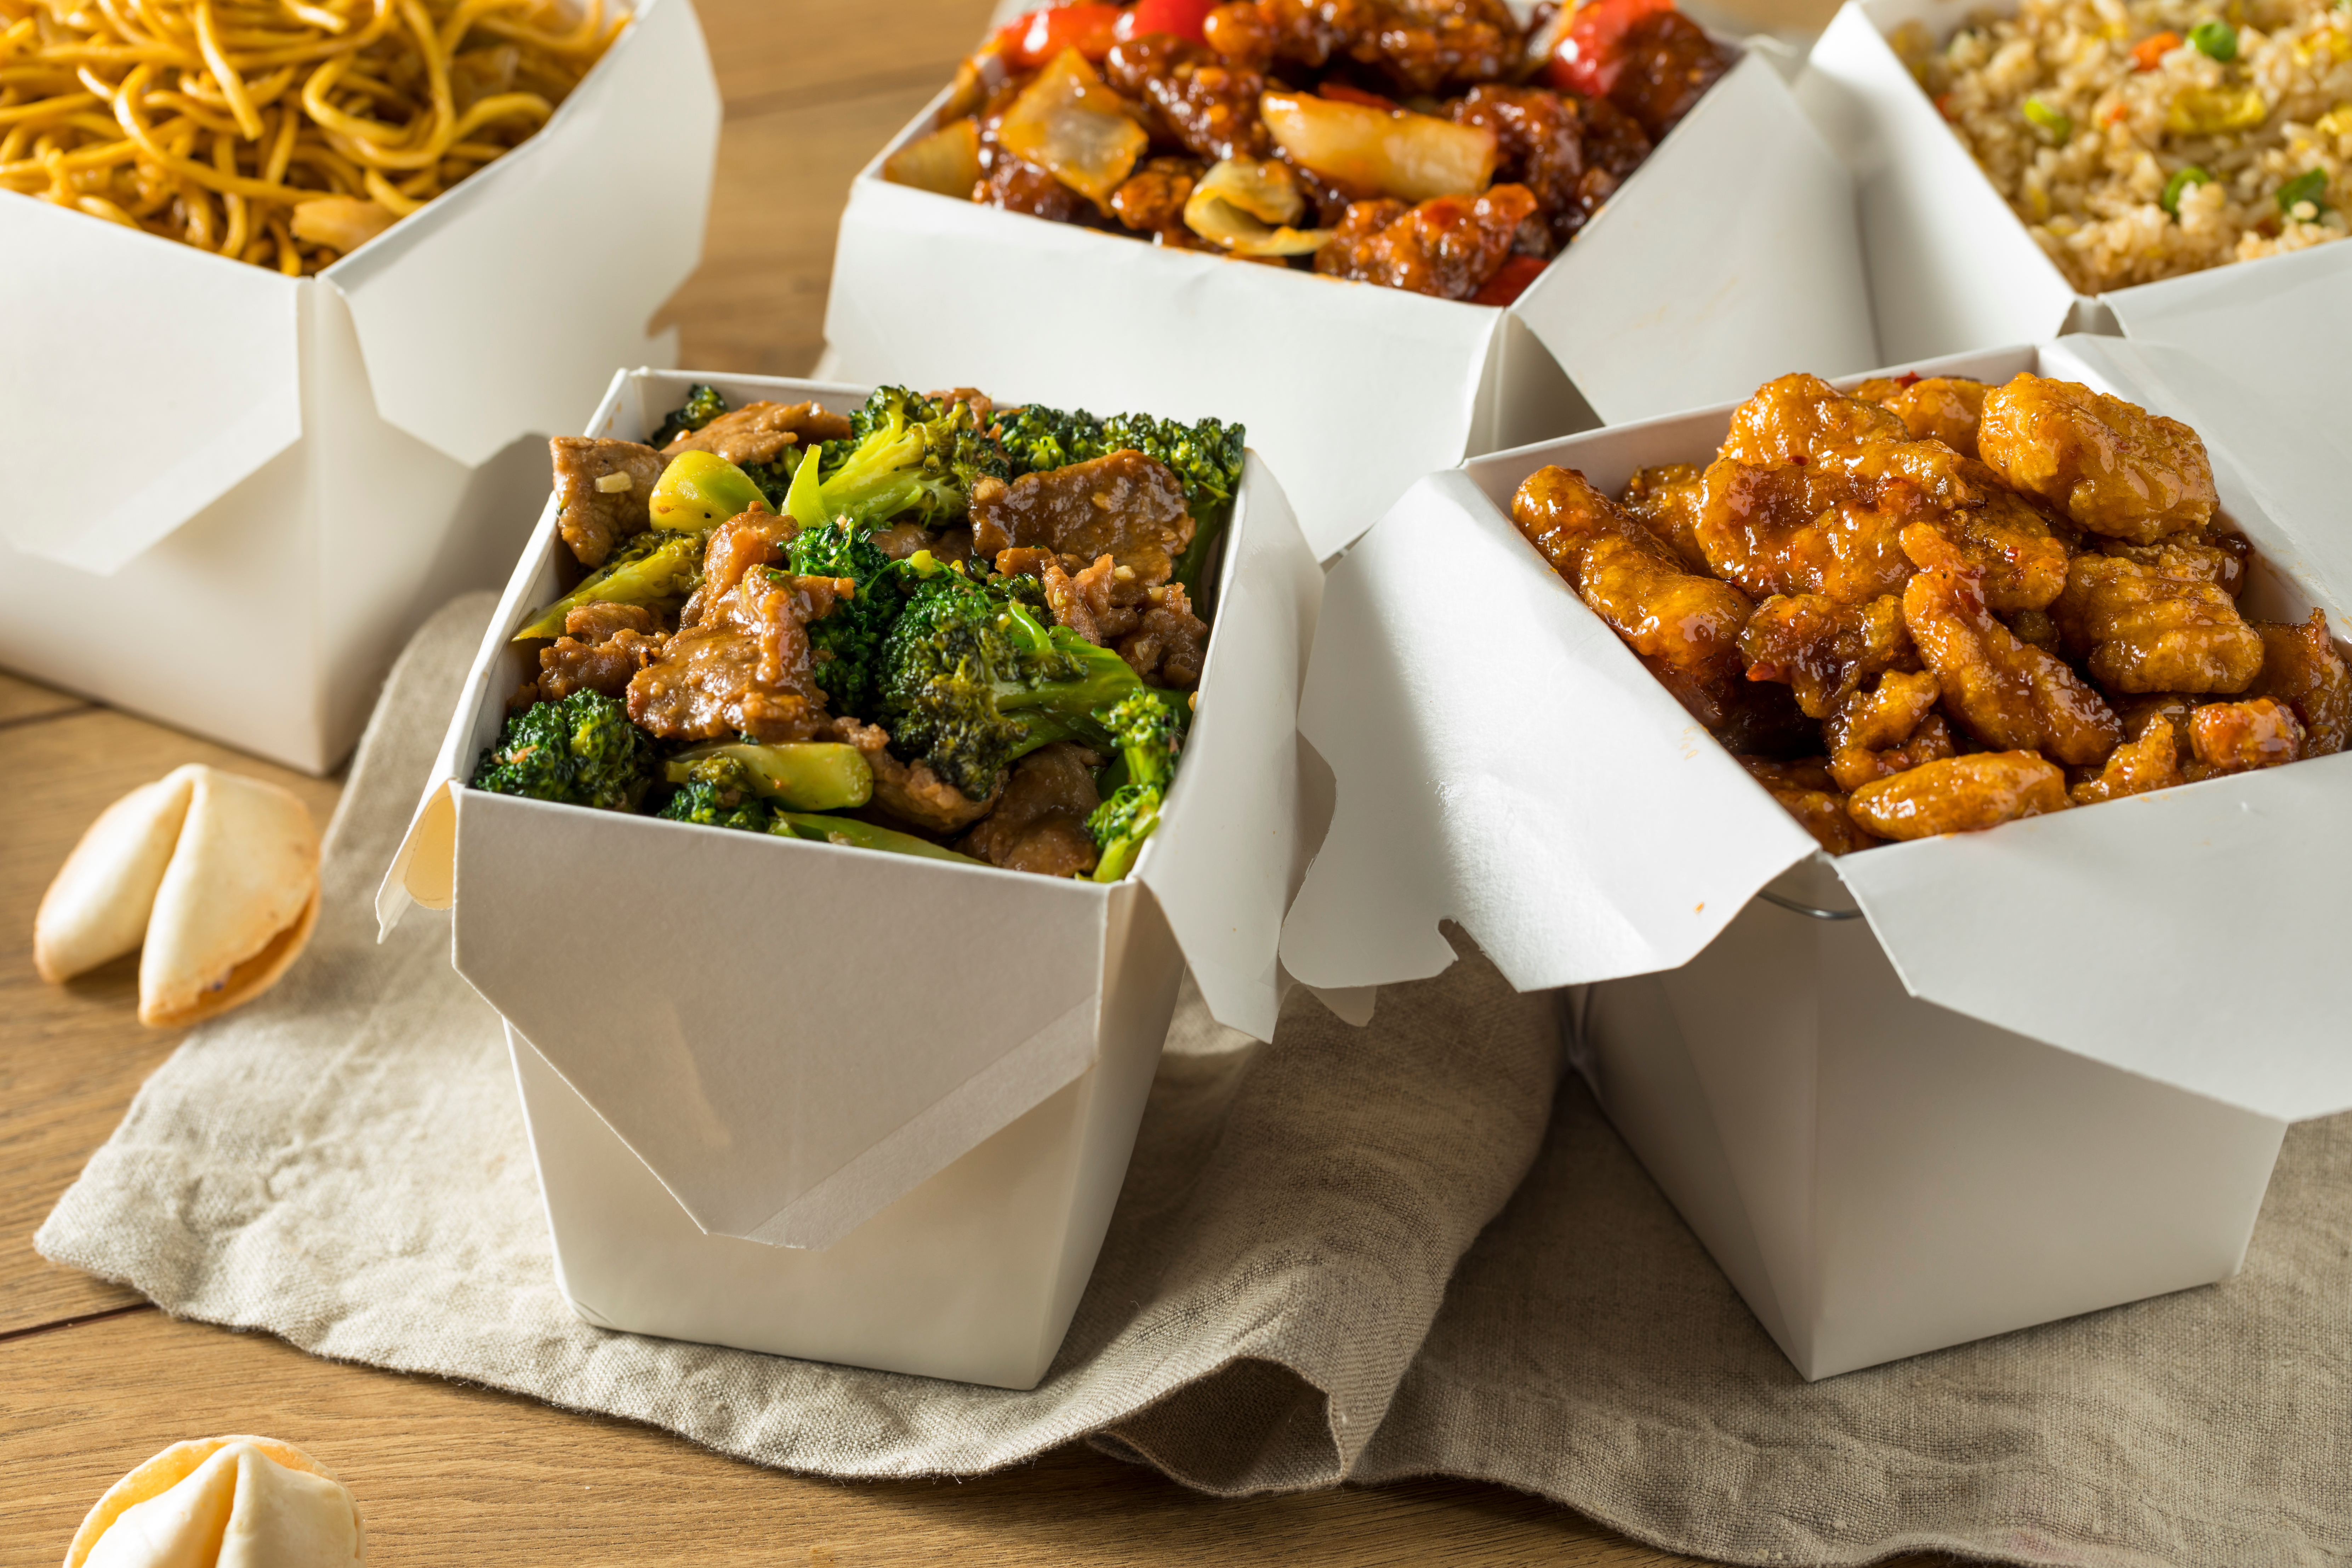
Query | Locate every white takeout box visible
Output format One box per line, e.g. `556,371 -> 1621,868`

1799,0 -> 2352,394
825,42 -> 1879,561
1278,337 -> 2352,1379
378,369 -> 1323,1387
0,0 -> 719,774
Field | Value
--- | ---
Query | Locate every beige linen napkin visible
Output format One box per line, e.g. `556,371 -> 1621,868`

38,595 -> 2350,1564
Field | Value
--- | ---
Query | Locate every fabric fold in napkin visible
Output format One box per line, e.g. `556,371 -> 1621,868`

39,594 -> 2352,1567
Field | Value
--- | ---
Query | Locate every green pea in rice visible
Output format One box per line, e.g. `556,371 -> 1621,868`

1896,0 -> 2352,293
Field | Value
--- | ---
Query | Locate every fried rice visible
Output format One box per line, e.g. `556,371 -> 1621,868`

1897,0 -> 2351,293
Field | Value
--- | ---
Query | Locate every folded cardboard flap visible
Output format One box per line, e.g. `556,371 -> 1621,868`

0,0 -> 716,577
1281,337 -> 2352,1122
382,368 -> 1320,1246
829,37 -> 1874,560
330,0 -> 719,467
1802,0 -> 2352,392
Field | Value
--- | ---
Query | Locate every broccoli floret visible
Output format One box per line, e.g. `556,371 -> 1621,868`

648,384 -> 728,449
784,520 -> 901,717
657,777 -> 776,832
789,387 -> 1008,533
993,404 -> 1246,604
738,449 -> 805,512
994,405 -> 1244,513
877,559 -> 1184,821
471,691 -> 657,812
1086,688 -> 1184,882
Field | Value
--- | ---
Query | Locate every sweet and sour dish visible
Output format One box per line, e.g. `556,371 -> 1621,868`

882,0 -> 1733,303
1510,371 -> 2348,849
469,384 -> 1246,882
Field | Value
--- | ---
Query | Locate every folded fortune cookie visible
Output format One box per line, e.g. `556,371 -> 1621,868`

65,1436 -> 364,1568
33,765 -> 320,1027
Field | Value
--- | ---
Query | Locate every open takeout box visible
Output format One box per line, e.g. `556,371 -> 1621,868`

1277,335 -> 2352,1378
0,0 -> 718,774
824,40 -> 1879,561
1798,0 -> 2352,392
377,368 -> 1323,1387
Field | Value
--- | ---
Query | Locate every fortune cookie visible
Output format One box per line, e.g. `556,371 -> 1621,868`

34,765 -> 320,1027
64,1436 -> 364,1568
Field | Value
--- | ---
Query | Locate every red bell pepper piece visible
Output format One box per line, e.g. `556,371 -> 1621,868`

1546,0 -> 1676,98
1116,0 -> 1218,43
992,3 -> 1124,70
1470,253 -> 1549,307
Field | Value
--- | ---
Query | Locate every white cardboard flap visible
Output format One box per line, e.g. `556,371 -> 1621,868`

1833,752 -> 2352,1123
382,368 -> 1317,1243
827,172 -> 1499,562
327,0 -> 719,467
1279,467 -> 1820,993
1512,51 -> 1880,425
1280,340 -> 2350,1120
0,201 -> 301,575
455,789 -> 1117,1250
1135,455 -> 1325,1041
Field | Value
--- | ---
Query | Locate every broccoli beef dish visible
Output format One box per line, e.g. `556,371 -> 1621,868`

1510,371 -> 2349,850
470,384 -> 1246,882
880,0 -> 1733,304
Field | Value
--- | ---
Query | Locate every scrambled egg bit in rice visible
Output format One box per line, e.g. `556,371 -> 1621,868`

1896,0 -> 2351,292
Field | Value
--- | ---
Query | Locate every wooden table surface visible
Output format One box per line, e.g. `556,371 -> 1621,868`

0,3 -> 1932,1563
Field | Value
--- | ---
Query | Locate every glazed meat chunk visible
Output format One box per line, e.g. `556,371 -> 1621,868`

971,451 -> 1195,585
959,742 -> 1104,877
1450,85 -> 1651,246
1977,374 -> 2216,543
1314,185 -> 1540,300
1119,581 -> 1211,688
1104,35 -> 1268,160
679,509 -> 798,626
1619,462 -> 1709,571
1256,0 -> 1521,95
551,437 -> 665,568
1848,752 -> 2068,840
1868,376 -> 1990,459
2051,548 -> 2264,694
2189,698 -> 2305,776
1737,592 -> 1913,718
628,569 -> 844,744
2069,712 -> 2185,804
1738,757 -> 1876,855
534,602 -> 668,703
1932,486 -> 2071,612
1603,8 -> 1730,140
2246,610 -> 2350,756
1721,373 -> 1909,466
661,400 -> 852,466
1902,526 -> 2121,766
1693,458 -> 1926,606
1825,668 -> 1957,793
1110,156 -> 1208,242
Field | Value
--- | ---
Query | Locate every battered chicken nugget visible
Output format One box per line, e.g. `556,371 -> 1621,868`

1738,593 -> 1913,718
1619,463 -> 1709,572
2051,549 -> 2264,694
1878,376 -> 1991,460
1977,375 -> 2216,544
1932,483 -> 2071,612
1694,458 -> 1926,606
2069,713 -> 2185,804
2096,532 -> 2247,598
1512,464 -> 1753,673
1901,526 -> 2122,765
2246,609 -> 2351,757
1848,751 -> 2068,840
1825,668 -> 1955,791
2189,697 -> 2305,776
1721,373 -> 1908,466
1738,756 -> 1876,855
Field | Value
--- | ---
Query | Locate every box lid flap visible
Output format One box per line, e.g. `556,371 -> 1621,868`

324,0 -> 718,467
1279,467 -> 1821,993
1513,50 -> 1882,424
0,203 -> 301,575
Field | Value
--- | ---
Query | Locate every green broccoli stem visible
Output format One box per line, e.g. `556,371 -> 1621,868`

1169,497 -> 1233,617
771,813 -> 980,864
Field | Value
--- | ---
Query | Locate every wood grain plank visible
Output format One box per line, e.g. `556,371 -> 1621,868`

0,708 -> 344,1334
0,1311 -> 1743,1568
